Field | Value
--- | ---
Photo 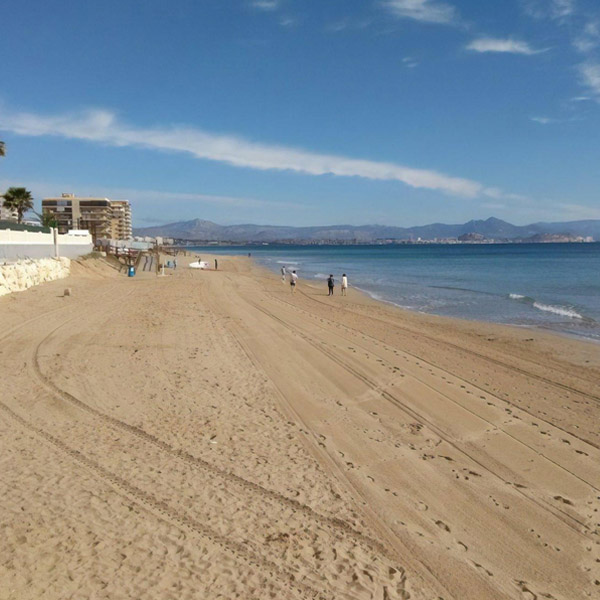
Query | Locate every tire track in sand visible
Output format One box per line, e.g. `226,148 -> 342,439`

26,286 -> 410,599
239,293 -> 596,538
0,400 -> 326,600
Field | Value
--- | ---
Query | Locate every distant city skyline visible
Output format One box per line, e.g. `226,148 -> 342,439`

1,0 -> 599,226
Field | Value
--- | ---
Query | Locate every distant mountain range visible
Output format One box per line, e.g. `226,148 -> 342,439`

133,217 -> 600,243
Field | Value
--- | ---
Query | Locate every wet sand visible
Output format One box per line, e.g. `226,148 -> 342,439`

1,254 -> 599,599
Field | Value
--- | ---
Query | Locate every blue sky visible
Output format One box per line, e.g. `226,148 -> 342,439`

1,0 -> 599,227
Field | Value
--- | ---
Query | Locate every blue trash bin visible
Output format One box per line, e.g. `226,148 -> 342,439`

128,266 -> 135,277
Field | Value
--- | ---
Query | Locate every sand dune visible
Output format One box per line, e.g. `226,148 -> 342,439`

1,254 -> 599,599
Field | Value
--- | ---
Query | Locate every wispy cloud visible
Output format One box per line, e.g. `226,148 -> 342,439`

402,56 -> 419,68
466,37 -> 544,55
381,0 -> 458,25
574,20 -> 600,53
251,1 -> 280,11
522,0 -> 599,57
326,17 -> 374,33
0,106 -> 515,199
0,177 -> 300,223
555,202 -> 600,220
578,62 -> 600,101
530,116 -> 556,124
522,0 -> 576,21
550,0 -> 576,19
279,16 -> 296,27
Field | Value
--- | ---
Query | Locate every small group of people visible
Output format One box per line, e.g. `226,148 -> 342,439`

282,266 -> 299,293
280,266 -> 348,296
327,273 -> 348,296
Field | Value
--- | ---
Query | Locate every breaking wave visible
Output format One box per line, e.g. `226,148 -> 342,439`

509,293 -> 589,320
532,302 -> 584,320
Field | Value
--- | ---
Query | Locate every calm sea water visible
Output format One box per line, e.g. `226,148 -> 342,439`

188,243 -> 600,341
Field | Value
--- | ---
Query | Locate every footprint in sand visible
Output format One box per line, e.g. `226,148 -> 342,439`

438,455 -> 454,462
471,561 -> 493,577
435,520 -> 451,533
553,495 -> 574,506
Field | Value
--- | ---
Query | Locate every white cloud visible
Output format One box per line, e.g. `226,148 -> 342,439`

0,106 -> 510,199
279,16 -> 296,27
0,177 -> 300,221
556,202 -> 600,220
551,0 -> 576,18
574,20 -> 600,53
466,37 -> 544,55
531,116 -> 556,124
251,1 -> 279,11
522,0 -> 576,20
578,62 -> 600,100
326,17 -> 373,33
382,0 -> 458,25
402,56 -> 419,68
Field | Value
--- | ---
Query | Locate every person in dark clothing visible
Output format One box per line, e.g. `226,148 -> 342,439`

214,258 -> 218,270
327,274 -> 335,296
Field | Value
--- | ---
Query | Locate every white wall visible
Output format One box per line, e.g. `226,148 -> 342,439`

0,228 -> 93,260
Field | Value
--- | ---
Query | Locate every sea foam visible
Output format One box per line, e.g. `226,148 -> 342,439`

532,302 -> 583,320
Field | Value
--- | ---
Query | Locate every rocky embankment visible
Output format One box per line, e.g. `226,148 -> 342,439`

0,257 -> 71,296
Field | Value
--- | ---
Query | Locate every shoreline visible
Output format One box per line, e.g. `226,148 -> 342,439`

196,249 -> 600,353
188,245 -> 600,344
1,254 -> 599,599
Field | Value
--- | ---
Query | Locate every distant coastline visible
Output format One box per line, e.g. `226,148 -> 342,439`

134,216 -> 599,245
174,235 -> 597,247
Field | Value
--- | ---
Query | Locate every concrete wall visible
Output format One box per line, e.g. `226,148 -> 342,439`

0,228 -> 93,260
0,257 -> 71,297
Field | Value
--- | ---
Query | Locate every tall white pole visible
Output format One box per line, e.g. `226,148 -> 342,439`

52,227 -> 59,259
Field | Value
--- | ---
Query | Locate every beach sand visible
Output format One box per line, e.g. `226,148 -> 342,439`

1,254 -> 599,599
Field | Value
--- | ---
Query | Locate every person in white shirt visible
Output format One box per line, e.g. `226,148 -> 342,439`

341,273 -> 348,296
290,270 -> 298,293
281,266 -> 286,281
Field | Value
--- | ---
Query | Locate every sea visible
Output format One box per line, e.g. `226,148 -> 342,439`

188,243 -> 600,342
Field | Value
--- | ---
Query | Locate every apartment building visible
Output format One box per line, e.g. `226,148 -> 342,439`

110,200 -> 132,240
42,194 -> 132,240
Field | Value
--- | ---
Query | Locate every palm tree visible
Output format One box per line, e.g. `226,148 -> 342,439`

34,210 -> 58,228
2,187 -> 34,224
0,141 -> 5,157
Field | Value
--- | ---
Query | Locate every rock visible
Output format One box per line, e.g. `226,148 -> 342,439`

0,258 -> 71,297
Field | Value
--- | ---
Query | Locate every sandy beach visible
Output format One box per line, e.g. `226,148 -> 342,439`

1,253 -> 599,600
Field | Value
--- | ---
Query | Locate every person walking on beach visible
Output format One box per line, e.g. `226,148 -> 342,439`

281,266 -> 286,281
214,258 -> 218,270
327,274 -> 335,296
290,270 -> 298,293
173,258 -> 177,270
341,273 -> 348,296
